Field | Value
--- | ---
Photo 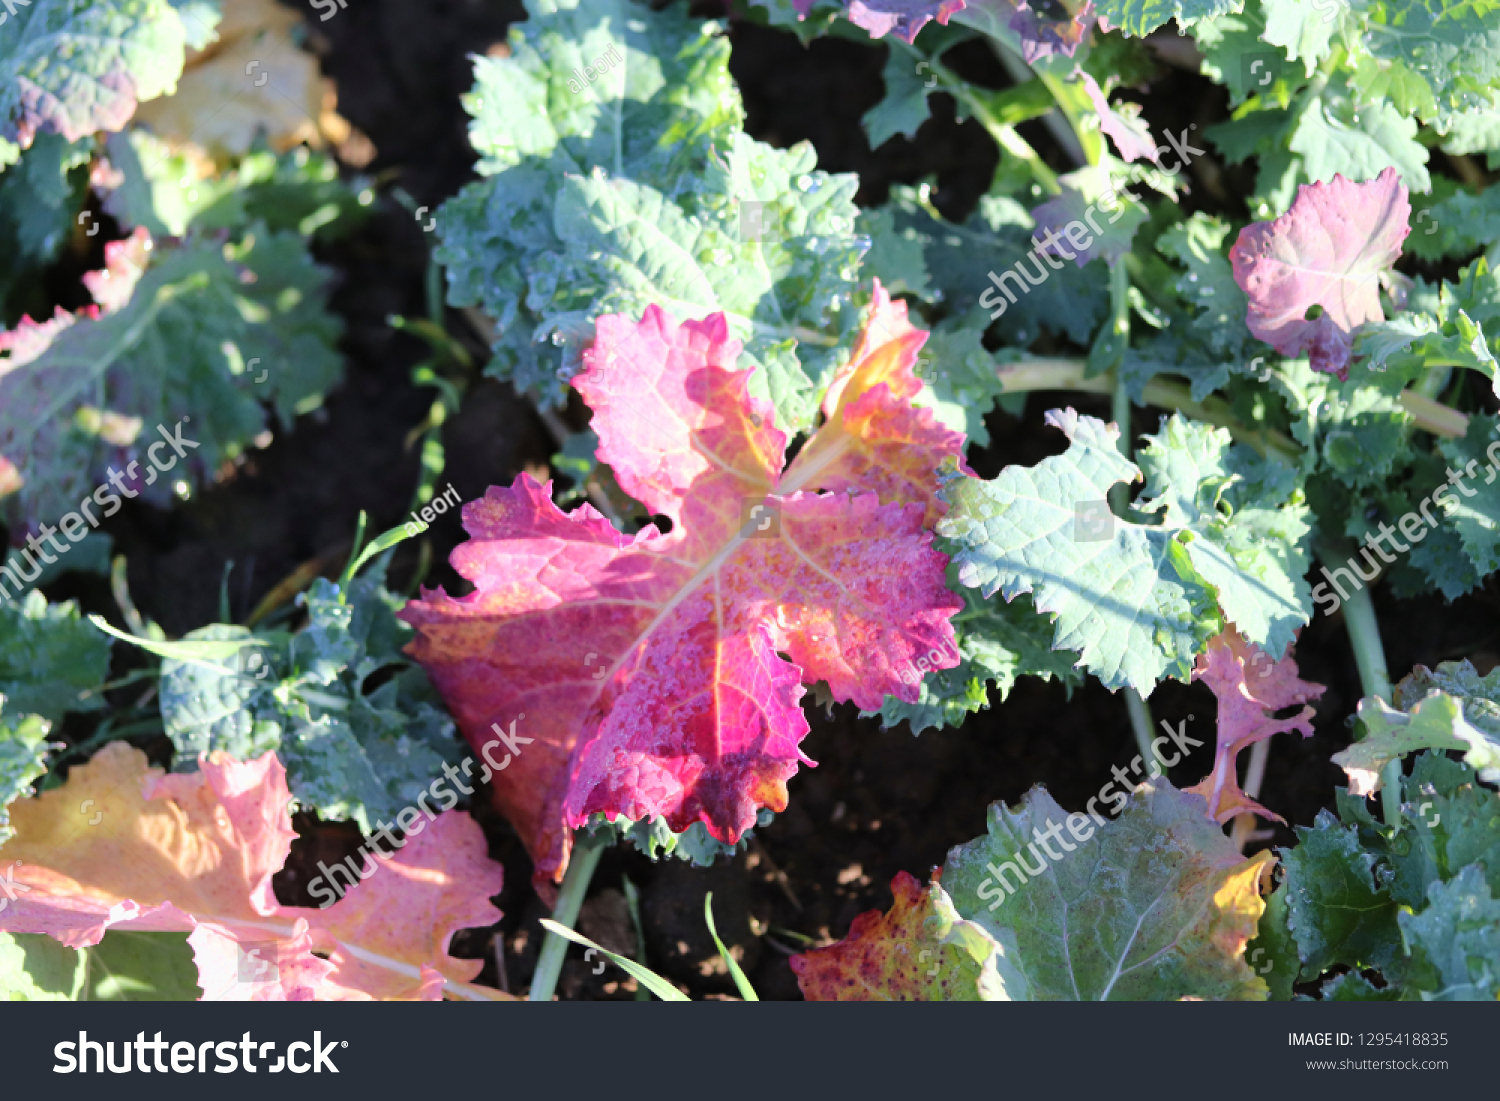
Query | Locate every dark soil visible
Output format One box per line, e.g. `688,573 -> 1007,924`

36,0 -> 1500,999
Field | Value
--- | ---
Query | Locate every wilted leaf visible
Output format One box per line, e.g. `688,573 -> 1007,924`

132,0 -> 326,154
791,871 -> 996,1000
1187,628 -> 1324,823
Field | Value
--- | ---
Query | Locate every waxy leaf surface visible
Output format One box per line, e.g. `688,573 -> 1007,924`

0,0 -> 190,148
402,300 -> 962,883
937,410 -> 1312,693
938,781 -> 1274,1000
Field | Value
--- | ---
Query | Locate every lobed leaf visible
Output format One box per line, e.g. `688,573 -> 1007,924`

0,742 -> 506,1000
791,870 -> 996,1000
0,0 -> 192,148
401,298 -> 963,883
937,410 -> 1313,693
1230,168 -> 1411,379
151,572 -> 464,835
1187,627 -> 1324,823
937,780 -> 1274,1000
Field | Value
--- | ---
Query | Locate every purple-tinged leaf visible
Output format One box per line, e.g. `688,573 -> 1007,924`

1230,168 -> 1411,380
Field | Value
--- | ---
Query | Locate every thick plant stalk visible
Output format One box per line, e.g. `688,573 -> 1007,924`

986,39 -> 1091,167
888,40 -> 1062,195
528,830 -> 609,1001
1338,582 -> 1402,828
993,359 -> 1469,457
1125,689 -> 1158,774
1230,738 -> 1271,851
1101,261 -> 1160,772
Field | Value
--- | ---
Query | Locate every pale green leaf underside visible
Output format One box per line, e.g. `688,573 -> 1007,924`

940,781 -> 1269,1000
937,411 -> 1311,693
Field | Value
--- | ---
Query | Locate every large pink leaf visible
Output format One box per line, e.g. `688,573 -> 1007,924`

1229,168 -> 1411,379
1186,629 -> 1325,824
401,294 -> 963,884
0,743 -> 507,1001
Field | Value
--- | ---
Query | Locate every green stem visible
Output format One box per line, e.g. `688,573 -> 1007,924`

1337,577 -> 1402,828
1125,689 -> 1158,773
1102,262 -> 1160,771
528,830 -> 608,1001
1414,365 -> 1452,401
1105,259 -> 1133,514
894,42 -> 1060,195
985,39 -> 1091,167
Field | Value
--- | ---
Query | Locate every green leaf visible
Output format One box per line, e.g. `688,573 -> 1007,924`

1432,414 -> 1500,578
1335,691 -> 1500,795
0,930 -> 199,1001
1094,0 -> 1244,39
586,807 -> 772,865
1380,751 -> 1500,910
1154,212 -> 1251,361
0,706 -> 51,846
0,593 -> 112,725
880,186 -> 1109,347
1397,660 -> 1500,744
1195,6 -> 1304,107
939,780 -> 1273,1000
434,0 -> 869,430
0,134 -> 91,282
1029,163 -> 1148,268
0,931 -> 86,1000
1404,184 -> 1500,262
1354,0 -> 1500,125
539,919 -> 689,1001
1289,93 -> 1431,194
1398,864 -> 1500,1000
704,893 -> 758,1000
1204,106 -> 1292,164
0,228 -> 342,530
1282,809 -> 1402,978
1277,357 -> 1414,488
912,317 -> 1004,445
1261,0 -> 1346,75
0,0 -> 188,146
867,588 -> 1082,735
938,411 -> 1312,693
1437,104 -> 1500,156
1245,881 -> 1299,1000
857,204 -> 932,302
541,136 -> 866,431
104,134 -> 370,243
145,572 -> 463,833
863,47 -> 935,149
